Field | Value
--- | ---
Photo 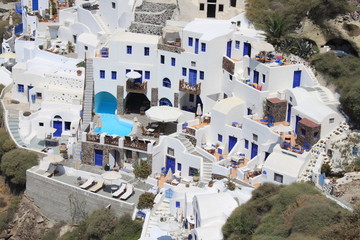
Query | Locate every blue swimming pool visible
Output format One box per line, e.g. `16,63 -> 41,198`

94,113 -> 133,136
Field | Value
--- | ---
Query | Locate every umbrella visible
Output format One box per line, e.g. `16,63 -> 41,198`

43,153 -> 63,164
270,124 -> 293,134
166,168 -> 173,180
251,41 -> 275,52
126,71 -> 141,79
196,103 -> 202,116
145,106 -> 183,122
101,171 -> 122,192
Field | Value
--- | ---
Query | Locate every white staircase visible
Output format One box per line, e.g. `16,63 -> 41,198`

144,198 -> 171,238
94,14 -> 111,35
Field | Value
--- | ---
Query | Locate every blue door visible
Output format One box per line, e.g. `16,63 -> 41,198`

253,71 -> 259,84
195,38 -> 199,54
134,70 -> 143,83
226,41 -> 232,58
166,156 -> 175,173
292,70 -> 301,88
228,136 -> 237,153
189,69 -> 197,86
53,121 -> 62,137
251,143 -> 258,159
27,86 -> 34,102
32,0 -> 39,10
295,116 -> 302,135
287,103 -> 292,122
94,149 -> 103,166
243,43 -> 251,56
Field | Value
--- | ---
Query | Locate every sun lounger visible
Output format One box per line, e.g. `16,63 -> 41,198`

80,176 -> 95,189
112,182 -> 127,198
120,184 -> 134,200
43,164 -> 57,177
89,178 -> 105,192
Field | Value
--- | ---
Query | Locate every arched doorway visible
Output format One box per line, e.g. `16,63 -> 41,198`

325,38 -> 358,56
52,115 -> 63,137
109,149 -> 120,168
94,91 -> 117,114
159,98 -> 173,106
124,93 -> 150,113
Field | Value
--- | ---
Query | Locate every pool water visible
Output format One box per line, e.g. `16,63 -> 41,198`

94,114 -> 133,136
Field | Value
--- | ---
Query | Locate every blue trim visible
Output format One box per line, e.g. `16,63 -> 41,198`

188,37 -> 193,46
18,84 -> 24,93
126,45 -> 132,54
144,47 -> 149,56
201,43 -> 206,52
218,134 -> 222,142
171,57 -> 176,66
199,71 -> 204,80
226,41 -> 232,58
145,71 -> 150,79
100,70 -> 105,79
195,39 -> 199,54
111,71 -> 117,80
182,68 -> 187,76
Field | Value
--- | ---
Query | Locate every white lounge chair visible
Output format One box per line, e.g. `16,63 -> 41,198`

80,176 -> 95,189
89,178 -> 105,192
112,182 -> 127,198
120,184 -> 134,200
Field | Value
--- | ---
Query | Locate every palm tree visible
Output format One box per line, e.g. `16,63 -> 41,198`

261,15 -> 292,45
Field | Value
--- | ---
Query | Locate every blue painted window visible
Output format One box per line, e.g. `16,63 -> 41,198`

159,98 -> 173,106
163,78 -> 171,88
182,68 -> 187,76
247,67 -> 251,76
189,94 -> 194,102
126,45 -> 132,54
188,37 -> 193,46
176,201 -> 180,208
160,55 -> 165,64
177,163 -> 182,171
189,167 -> 198,176
235,40 -> 240,49
218,134 -> 223,142
199,71 -> 204,80
144,47 -> 149,56
247,108 -> 252,115
245,139 -> 249,149
18,84 -> 24,93
314,132 -> 319,139
111,71 -> 117,80
301,129 -> 306,137
201,43 -> 206,52
65,121 -> 71,130
171,57 -> 176,66
100,70 -> 105,79
262,74 -> 266,83
145,71 -> 150,79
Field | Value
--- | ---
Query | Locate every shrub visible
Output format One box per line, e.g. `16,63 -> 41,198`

225,178 -> 236,191
321,163 -> 331,176
105,214 -> 142,240
137,192 -> 155,210
133,160 -> 152,179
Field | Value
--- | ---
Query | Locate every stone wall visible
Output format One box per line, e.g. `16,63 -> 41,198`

265,98 -> 287,122
185,135 -> 197,146
174,92 -> 179,107
117,85 -> 124,115
151,88 -> 158,106
157,43 -> 184,54
296,120 -> 321,147
81,142 -> 124,168
129,22 -> 163,36
26,171 -> 134,223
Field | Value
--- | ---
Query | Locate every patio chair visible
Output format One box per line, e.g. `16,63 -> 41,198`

43,164 -> 57,177
89,178 -> 105,192
112,182 -> 127,198
120,184 -> 134,200
80,176 -> 96,189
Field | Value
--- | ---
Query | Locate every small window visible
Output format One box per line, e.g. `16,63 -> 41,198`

301,128 -> 306,137
199,71 -> 204,80
235,40 -> 240,49
100,70 -> 105,79
182,67 -> 187,76
167,147 -> 174,156
290,96 -> 293,102
65,121 -> 71,130
39,122 -> 44,126
189,94 -> 194,102
84,45 -> 88,50
160,55 -> 165,64
253,134 -> 258,141
177,163 -> 182,171
229,74 -> 233,80
126,45 -> 132,54
247,108 -> 252,115
274,173 -> 283,183
244,139 -> 249,149
111,71 -> 117,80
36,92 -> 42,99
219,4 -> 224,11
262,74 -> 266,83
171,57 -> 176,66
247,67 -> 251,76
176,201 -> 180,208
188,37 -> 193,46
163,78 -> 171,88
201,43 -> 206,52
189,167 -> 198,176
314,132 -> 319,139
145,71 -> 150,80
199,3 -> 205,10
230,0 -> 237,7
218,134 -> 223,142
329,118 -> 334,123
144,47 -> 149,56
112,2 -> 116,8
18,84 -> 24,93
191,61 -> 196,67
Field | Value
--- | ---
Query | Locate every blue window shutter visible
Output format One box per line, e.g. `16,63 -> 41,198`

144,47 -> 149,56
188,37 -> 193,46
182,68 -> 187,76
171,57 -> 176,66
199,71 -> 204,80
127,45 -> 132,54
145,71 -> 150,79
111,71 -> 117,80
100,70 -> 105,79
245,139 -> 249,149
201,43 -> 206,52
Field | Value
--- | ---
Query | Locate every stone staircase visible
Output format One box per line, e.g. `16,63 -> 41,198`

144,198 -> 171,238
8,117 -> 26,147
94,14 -> 111,35
129,1 -> 176,35
176,134 -> 213,183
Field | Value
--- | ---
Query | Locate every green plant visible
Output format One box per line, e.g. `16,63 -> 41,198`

226,178 -> 236,191
133,160 -> 152,179
67,41 -> 75,53
137,192 -> 155,210
321,163 -> 331,176
261,15 -> 292,45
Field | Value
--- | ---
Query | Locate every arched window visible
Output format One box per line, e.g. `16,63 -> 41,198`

159,98 -> 173,107
54,115 -> 62,119
162,78 -> 171,88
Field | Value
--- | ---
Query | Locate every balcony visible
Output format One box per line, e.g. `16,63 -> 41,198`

104,135 -> 119,146
126,80 -> 147,94
179,79 -> 201,95
86,133 -> 100,143
124,136 -> 150,152
157,37 -> 184,54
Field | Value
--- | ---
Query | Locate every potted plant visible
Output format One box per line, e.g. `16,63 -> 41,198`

226,177 -> 236,191
192,169 -> 200,182
77,70 -> 82,76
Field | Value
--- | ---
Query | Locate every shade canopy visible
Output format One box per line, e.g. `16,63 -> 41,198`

270,124 -> 293,134
251,41 -> 275,52
0,52 -> 16,59
101,171 -> 122,181
126,71 -> 142,79
145,106 -> 183,122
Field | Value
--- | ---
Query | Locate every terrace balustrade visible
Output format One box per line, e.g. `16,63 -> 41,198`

179,79 -> 201,95
126,80 -> 147,94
